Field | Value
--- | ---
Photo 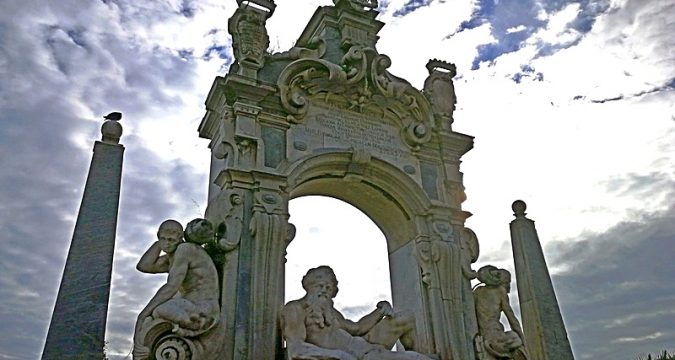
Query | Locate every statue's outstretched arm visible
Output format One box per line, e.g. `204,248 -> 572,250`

136,241 -> 169,273
344,301 -> 392,336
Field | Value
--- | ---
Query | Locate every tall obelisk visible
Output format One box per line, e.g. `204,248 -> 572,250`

509,200 -> 574,360
42,115 -> 124,359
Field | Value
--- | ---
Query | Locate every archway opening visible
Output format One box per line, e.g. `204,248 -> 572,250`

285,195 -> 392,319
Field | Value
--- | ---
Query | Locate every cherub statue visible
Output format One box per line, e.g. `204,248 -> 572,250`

473,266 -> 529,360
133,219 -> 223,360
281,265 -> 434,360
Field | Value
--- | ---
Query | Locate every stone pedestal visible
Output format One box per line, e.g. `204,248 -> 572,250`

509,201 -> 574,360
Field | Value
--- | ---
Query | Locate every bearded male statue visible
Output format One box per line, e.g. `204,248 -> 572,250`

281,266 -> 434,360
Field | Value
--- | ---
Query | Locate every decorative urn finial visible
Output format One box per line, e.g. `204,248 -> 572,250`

512,200 -> 527,218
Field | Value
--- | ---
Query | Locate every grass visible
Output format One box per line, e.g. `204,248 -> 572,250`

636,350 -> 675,360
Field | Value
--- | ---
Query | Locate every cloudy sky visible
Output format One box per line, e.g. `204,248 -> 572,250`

0,0 -> 673,359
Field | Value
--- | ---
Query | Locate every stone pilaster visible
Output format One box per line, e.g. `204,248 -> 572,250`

509,200 -> 574,360
42,118 -> 124,359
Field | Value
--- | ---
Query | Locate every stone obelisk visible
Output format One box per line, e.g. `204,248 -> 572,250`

42,115 -> 124,359
509,200 -> 574,360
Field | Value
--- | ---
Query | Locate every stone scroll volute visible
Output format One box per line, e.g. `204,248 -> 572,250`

276,43 -> 435,151
205,189 -> 245,253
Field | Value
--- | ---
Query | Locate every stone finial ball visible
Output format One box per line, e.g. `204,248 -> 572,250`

184,218 -> 215,245
512,200 -> 527,216
101,120 -> 122,143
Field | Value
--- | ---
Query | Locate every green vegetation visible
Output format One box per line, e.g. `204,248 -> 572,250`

636,350 -> 675,360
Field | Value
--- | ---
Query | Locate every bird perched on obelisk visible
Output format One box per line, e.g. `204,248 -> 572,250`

103,112 -> 122,121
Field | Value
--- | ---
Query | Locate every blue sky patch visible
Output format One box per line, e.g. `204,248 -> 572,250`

459,0 -> 613,70
202,44 -> 233,63
378,0 -> 390,13
393,0 -> 433,17
511,64 -> 544,83
471,29 -> 533,70
178,49 -> 193,60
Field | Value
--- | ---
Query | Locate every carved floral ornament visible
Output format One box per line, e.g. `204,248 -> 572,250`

277,42 -> 436,150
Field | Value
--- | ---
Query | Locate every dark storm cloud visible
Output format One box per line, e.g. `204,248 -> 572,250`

0,1 -> 216,358
545,178 -> 675,358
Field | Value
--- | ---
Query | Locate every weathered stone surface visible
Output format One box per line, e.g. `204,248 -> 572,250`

281,266 -> 434,360
181,1 -> 588,360
133,219 -> 227,360
42,140 -> 124,359
473,266 -> 529,360
510,201 -> 574,360
196,0 -> 477,356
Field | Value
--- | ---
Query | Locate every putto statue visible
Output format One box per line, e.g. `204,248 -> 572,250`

281,266 -> 434,360
133,219 -> 225,360
473,266 -> 529,360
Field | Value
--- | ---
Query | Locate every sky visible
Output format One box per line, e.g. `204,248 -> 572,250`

0,0 -> 673,359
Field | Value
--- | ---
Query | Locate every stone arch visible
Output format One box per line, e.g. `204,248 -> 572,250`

197,2 -> 476,358
283,195 -> 392,316
286,150 -> 431,252
284,151 -> 437,352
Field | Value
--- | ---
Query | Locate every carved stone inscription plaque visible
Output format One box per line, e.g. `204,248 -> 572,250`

301,105 -> 408,161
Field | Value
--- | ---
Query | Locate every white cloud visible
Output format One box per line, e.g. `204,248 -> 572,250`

506,25 -> 527,34
613,332 -> 664,344
377,0 -> 480,87
1,0 -> 674,359
286,196 -> 392,318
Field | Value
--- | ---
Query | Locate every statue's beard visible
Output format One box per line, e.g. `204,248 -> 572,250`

305,294 -> 335,329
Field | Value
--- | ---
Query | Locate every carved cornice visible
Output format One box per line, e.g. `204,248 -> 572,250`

334,0 -> 378,12
439,131 -> 474,157
199,74 -> 276,140
199,77 -> 227,140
